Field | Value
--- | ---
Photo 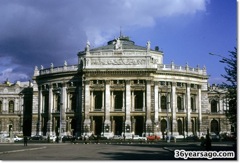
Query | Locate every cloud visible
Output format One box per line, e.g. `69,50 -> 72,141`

0,0 -> 209,83
0,68 -> 29,83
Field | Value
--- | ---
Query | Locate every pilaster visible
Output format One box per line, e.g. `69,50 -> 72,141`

186,83 -> 192,136
61,83 -> 67,136
171,82 -> 178,135
145,80 -> 152,135
47,84 -> 53,136
125,80 -> 131,129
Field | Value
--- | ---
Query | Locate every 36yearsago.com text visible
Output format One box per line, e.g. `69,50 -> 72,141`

174,150 -> 235,160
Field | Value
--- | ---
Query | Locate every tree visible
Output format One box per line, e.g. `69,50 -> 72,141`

211,48 -> 237,133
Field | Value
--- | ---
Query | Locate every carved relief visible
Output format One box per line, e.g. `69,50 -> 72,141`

91,58 -> 146,65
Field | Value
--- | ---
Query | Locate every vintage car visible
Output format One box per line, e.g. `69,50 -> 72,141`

147,135 -> 161,141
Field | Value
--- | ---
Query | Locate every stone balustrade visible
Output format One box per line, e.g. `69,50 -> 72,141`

37,62 -> 206,76
158,63 -> 207,75
39,64 -> 78,75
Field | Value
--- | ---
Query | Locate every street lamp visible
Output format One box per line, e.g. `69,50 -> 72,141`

209,52 -> 227,59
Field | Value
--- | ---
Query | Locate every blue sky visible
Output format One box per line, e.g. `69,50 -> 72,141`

0,0 -> 237,85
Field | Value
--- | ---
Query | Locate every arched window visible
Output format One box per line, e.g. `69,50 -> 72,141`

161,96 -> 167,110
211,100 -> 218,113
211,119 -> 219,134
177,119 -> 183,135
177,96 -> 182,110
0,101 -> 2,113
9,100 -> 14,113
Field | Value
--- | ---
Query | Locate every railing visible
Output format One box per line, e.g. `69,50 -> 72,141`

39,65 -> 78,75
158,63 -> 207,75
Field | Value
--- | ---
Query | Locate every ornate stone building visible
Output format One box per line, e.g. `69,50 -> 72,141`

1,36 -> 231,138
0,80 -> 33,137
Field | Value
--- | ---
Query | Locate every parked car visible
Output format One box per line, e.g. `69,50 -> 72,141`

42,135 -> 57,142
133,135 -> 147,140
62,135 -> 73,141
30,135 -> 45,140
147,135 -> 161,141
210,132 -> 220,140
186,135 -> 199,141
112,135 -> 123,140
5,135 -> 23,142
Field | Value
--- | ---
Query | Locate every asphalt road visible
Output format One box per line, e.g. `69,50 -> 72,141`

0,141 -> 237,160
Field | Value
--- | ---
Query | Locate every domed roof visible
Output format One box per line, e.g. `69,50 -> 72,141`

90,36 -> 147,51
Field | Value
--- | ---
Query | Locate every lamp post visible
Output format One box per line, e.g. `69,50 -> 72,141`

209,53 -> 227,60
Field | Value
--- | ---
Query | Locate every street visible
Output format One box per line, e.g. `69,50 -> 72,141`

0,141 -> 236,160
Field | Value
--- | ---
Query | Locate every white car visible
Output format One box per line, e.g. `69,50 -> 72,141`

5,136 -> 23,142
133,135 -> 147,140
112,135 -> 123,140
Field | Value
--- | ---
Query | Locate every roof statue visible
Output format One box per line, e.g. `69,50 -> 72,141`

64,60 -> 67,66
114,38 -> 122,50
146,41 -> 151,51
86,40 -> 90,52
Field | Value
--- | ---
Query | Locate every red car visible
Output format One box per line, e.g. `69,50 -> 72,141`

147,135 -> 160,141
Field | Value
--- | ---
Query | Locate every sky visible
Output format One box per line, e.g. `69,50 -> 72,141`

0,0 -> 237,85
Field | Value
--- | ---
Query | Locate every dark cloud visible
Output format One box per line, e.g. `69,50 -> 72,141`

0,0 -> 208,82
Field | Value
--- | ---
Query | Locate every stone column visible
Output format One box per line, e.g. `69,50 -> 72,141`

122,91 -> 125,111
158,93 -> 161,112
125,80 -> 131,131
186,83 -> 192,136
154,82 -> 159,122
47,84 -> 53,136
75,85 -> 82,137
171,82 -> 178,135
131,91 -> 135,111
198,85 -> 202,136
104,80 -> 111,127
145,80 -> 152,134
38,87 -> 43,135
84,80 -> 91,134
61,83 -> 67,136
102,91 -> 104,110
111,91 -> 114,111
154,82 -> 160,135
143,92 -> 145,112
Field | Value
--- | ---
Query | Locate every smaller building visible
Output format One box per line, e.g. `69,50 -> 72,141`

0,79 -> 33,137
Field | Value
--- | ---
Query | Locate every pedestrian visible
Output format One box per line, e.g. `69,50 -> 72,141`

56,136 -> 59,143
205,134 -> 212,151
24,136 -> 28,146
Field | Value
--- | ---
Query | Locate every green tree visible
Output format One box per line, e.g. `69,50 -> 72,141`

211,48 -> 237,132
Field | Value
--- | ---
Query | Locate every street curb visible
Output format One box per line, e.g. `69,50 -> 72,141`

0,146 -> 47,155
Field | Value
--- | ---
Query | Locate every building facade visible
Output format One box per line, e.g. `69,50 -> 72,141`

0,36 -> 231,138
0,80 -> 33,138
